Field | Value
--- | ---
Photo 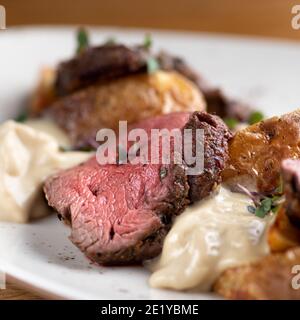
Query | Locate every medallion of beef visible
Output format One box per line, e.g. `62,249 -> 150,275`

55,44 -> 149,96
44,111 -> 231,265
44,160 -> 188,265
128,112 -> 232,202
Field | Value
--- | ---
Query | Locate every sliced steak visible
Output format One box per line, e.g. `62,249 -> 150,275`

55,44 -> 148,96
43,111 -> 231,265
44,159 -> 188,265
184,112 -> 232,202
129,112 -> 232,202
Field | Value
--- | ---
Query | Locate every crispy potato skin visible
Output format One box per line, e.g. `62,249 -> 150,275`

268,207 -> 300,252
31,68 -> 56,115
268,160 -> 300,253
214,247 -> 300,300
222,110 -> 300,193
45,71 -> 206,146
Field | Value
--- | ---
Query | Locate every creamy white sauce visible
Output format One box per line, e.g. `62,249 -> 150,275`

25,119 -> 71,148
149,186 -> 272,291
0,120 -> 92,223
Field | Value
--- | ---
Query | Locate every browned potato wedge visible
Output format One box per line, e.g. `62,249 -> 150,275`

268,159 -> 300,252
268,207 -> 300,252
222,109 -> 300,193
31,67 -> 56,115
214,247 -> 300,300
44,70 -> 206,147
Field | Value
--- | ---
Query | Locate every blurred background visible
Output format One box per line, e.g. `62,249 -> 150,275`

2,0 -> 300,40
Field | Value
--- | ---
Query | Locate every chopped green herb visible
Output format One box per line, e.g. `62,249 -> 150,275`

248,111 -> 264,125
76,28 -> 89,54
15,112 -> 28,123
255,197 -> 272,218
147,57 -> 160,74
224,117 -> 238,130
160,167 -> 168,180
143,34 -> 152,50
252,194 -> 284,218
240,181 -> 284,219
271,206 -> 280,213
247,205 -> 256,214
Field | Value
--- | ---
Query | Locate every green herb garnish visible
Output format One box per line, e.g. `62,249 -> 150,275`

240,182 -> 284,219
143,34 -> 152,50
248,111 -> 264,125
224,117 -> 238,130
15,112 -> 28,123
76,28 -> 89,54
255,197 -> 273,218
160,167 -> 168,180
247,205 -> 256,214
147,57 -> 160,74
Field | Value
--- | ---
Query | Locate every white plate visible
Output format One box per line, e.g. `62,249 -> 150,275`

0,27 -> 300,300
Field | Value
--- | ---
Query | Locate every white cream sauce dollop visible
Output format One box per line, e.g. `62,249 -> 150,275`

0,120 -> 92,223
149,186 -> 272,291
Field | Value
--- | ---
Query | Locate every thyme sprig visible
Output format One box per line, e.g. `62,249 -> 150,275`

76,28 -> 89,54
237,183 -> 284,219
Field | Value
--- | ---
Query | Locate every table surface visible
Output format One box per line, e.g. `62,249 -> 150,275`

2,283 -> 41,300
1,0 -> 300,300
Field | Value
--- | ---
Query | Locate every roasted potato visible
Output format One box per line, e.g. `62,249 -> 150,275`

31,67 -> 56,115
44,70 -> 206,147
222,109 -> 300,193
268,207 -> 300,252
213,247 -> 300,300
268,159 -> 300,252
